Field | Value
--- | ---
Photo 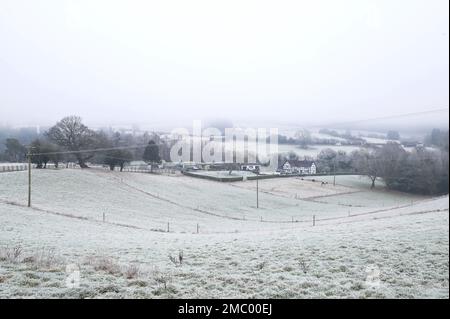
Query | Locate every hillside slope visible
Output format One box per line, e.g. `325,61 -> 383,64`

0,169 -> 448,298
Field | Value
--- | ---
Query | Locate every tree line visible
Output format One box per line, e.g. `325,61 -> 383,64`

282,141 -> 448,195
0,116 -> 163,170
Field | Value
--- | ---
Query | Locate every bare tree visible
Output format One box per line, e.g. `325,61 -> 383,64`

46,116 -> 97,168
30,139 -> 62,168
376,142 -> 406,187
143,140 -> 161,171
4,138 -> 26,162
351,149 -> 383,189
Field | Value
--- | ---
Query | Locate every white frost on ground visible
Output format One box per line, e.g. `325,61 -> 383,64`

0,169 -> 448,298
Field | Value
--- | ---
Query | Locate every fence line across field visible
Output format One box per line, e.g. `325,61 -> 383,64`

94,201 -> 447,234
1,163 -> 445,232
0,164 -> 29,172
0,163 -> 178,174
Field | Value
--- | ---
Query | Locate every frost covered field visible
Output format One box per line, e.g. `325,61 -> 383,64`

0,169 -> 448,298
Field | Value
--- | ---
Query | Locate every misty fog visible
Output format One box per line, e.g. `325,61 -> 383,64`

0,0 -> 448,132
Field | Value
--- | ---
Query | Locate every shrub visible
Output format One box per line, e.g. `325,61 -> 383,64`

168,250 -> 184,267
153,270 -> 172,290
89,256 -> 121,275
124,264 -> 140,279
0,245 -> 23,263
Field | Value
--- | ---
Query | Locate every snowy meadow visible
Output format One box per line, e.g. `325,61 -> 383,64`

0,169 -> 448,298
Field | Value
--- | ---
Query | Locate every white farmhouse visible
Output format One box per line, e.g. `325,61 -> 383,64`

281,160 -> 316,175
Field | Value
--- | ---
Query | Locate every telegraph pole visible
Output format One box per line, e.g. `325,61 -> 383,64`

256,177 -> 259,208
27,151 -> 31,207
333,161 -> 336,186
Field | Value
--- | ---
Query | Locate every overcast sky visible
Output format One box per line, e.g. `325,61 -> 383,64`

0,0 -> 448,129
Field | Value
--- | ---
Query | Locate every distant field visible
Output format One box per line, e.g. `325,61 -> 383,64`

0,168 -> 448,298
194,140 -> 364,162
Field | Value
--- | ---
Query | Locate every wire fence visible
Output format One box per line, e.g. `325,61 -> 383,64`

0,162 -> 180,175
1,192 -> 446,235
0,164 -> 29,172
